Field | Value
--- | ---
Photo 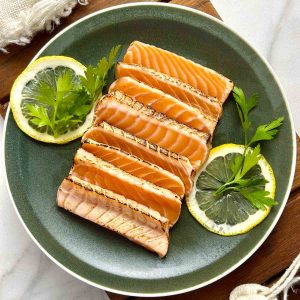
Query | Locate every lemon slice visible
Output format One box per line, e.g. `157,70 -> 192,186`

10,56 -> 94,144
187,144 -> 276,236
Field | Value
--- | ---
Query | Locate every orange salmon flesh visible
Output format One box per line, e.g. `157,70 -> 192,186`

82,122 -> 194,194
82,139 -> 185,198
116,63 -> 222,120
109,77 -> 217,135
124,41 -> 233,103
57,176 -> 169,257
94,91 -> 210,170
70,148 -> 182,226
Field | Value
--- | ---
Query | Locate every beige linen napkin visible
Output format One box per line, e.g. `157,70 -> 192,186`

0,0 -> 87,52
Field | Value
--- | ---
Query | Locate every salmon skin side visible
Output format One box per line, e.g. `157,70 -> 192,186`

82,122 -> 194,195
57,175 -> 169,257
70,148 -> 182,226
124,41 -> 233,103
94,91 -> 210,170
109,77 -> 217,135
116,62 -> 222,120
82,138 -> 185,198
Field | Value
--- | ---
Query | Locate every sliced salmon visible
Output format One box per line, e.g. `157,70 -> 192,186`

57,176 -> 169,257
116,62 -> 222,120
94,91 -> 210,170
109,77 -> 217,135
82,139 -> 185,198
82,122 -> 194,194
70,148 -> 181,226
124,41 -> 233,103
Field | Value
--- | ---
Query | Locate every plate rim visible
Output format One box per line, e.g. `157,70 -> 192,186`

3,2 -> 297,297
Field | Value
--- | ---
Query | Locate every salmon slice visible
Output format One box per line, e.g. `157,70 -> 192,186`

109,77 -> 217,135
94,91 -> 210,170
57,176 -> 169,257
82,122 -> 194,195
116,62 -> 222,120
70,148 -> 181,226
124,41 -> 233,103
82,139 -> 185,198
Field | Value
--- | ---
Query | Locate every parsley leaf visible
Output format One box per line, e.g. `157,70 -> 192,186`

80,45 -> 121,101
237,145 -> 261,179
214,86 -> 283,210
240,188 -> 277,210
235,177 -> 267,188
233,86 -> 284,147
230,154 -> 243,177
26,104 -> 53,131
233,86 -> 257,145
23,45 -> 121,138
249,116 -> 284,146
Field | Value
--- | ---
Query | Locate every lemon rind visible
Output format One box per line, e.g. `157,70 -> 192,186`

187,144 -> 276,236
10,56 -> 92,144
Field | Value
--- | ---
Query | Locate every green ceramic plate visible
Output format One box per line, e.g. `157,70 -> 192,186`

3,3 -> 296,296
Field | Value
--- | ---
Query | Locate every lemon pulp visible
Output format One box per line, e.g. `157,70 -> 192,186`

10,56 -> 94,144
187,144 -> 276,236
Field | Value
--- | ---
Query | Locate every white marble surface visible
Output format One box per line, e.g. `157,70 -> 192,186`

212,0 -> 300,134
1,1 -> 299,299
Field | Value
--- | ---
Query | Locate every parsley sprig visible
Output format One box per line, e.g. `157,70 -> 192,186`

79,45 -> 121,102
214,86 -> 284,210
24,45 -> 121,138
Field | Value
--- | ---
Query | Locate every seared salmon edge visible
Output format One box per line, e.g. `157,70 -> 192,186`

57,175 -> 170,257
